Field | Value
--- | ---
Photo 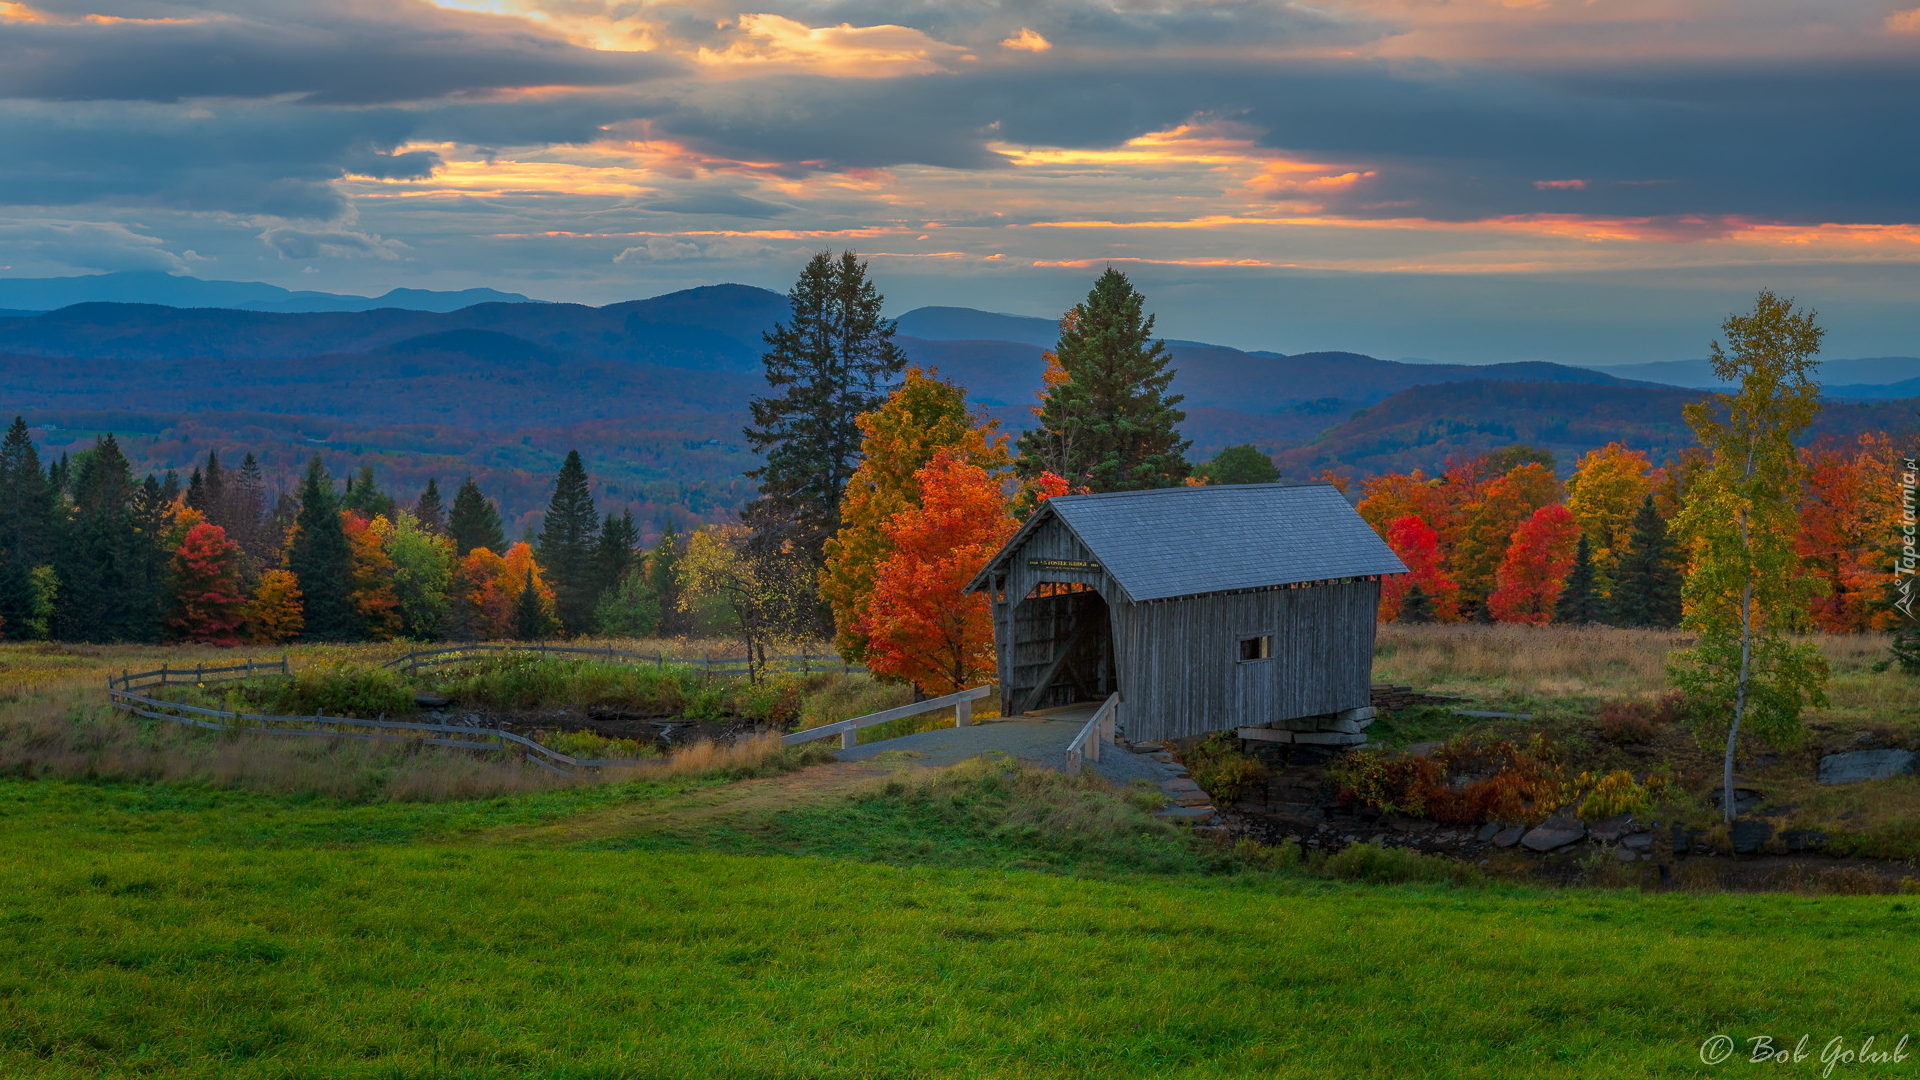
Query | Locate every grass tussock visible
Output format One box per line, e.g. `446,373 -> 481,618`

610,731 -> 837,782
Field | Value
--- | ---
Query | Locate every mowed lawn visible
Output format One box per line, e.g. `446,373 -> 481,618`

0,777 -> 1916,1079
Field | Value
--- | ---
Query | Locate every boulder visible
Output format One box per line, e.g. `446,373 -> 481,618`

1622,833 -> 1654,853
1671,824 -> 1696,856
1613,844 -> 1640,862
414,693 -> 451,708
1711,788 -> 1765,815
1730,819 -> 1774,855
1521,817 -> 1586,852
1588,816 -> 1634,843
1781,829 -> 1829,853
1817,749 -> 1916,785
1492,826 -> 1525,848
1476,822 -> 1501,842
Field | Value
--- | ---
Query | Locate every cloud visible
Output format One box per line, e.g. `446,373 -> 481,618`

259,226 -> 403,259
0,218 -> 194,271
0,0 -> 680,104
613,237 -> 701,261
999,28 -> 1049,52
639,190 -> 793,218
696,14 -> 970,78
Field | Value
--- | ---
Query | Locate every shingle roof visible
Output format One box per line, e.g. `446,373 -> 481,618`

972,482 -> 1408,603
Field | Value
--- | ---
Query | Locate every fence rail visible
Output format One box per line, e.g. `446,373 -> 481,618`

1064,693 -> 1121,773
109,657 -> 290,693
105,685 -> 644,775
783,685 -> 993,750
382,642 -> 864,678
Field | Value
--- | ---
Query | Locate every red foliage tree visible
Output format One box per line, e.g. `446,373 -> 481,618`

1488,504 -> 1580,625
862,450 -> 1051,694
1378,514 -> 1461,623
166,522 -> 248,645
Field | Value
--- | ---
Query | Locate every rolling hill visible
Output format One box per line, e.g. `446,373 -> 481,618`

0,270 -> 541,313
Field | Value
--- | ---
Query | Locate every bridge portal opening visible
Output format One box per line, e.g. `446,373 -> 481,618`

1008,582 -> 1116,714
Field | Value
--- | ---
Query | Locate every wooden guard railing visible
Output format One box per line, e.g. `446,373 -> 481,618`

109,657 -> 290,693
1064,693 -> 1121,773
783,685 -> 993,751
382,643 -> 864,678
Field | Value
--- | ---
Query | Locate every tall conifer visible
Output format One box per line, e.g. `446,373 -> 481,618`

54,436 -> 161,642
285,457 -> 359,641
0,417 -> 53,639
1554,534 -> 1603,624
537,450 -> 599,636
414,477 -> 446,535
1609,495 -> 1684,628
744,251 -> 907,565
593,509 -> 639,598
1017,268 -> 1190,491
448,475 -> 505,557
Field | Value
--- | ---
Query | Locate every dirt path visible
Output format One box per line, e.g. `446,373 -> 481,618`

481,755 -> 921,849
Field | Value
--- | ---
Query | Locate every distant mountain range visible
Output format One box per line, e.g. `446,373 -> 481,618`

1582,356 -> 1920,397
0,271 -> 541,314
0,277 -> 1913,530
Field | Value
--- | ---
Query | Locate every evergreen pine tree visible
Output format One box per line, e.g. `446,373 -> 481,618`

512,570 -> 553,641
592,508 -> 639,601
184,467 -> 205,511
47,453 -> 69,498
341,464 -> 395,520
159,469 -> 181,505
1609,494 -> 1684,627
1398,581 -> 1436,624
284,456 -> 359,641
200,450 -> 228,524
448,475 -> 504,557
744,251 -> 908,565
647,524 -> 684,636
231,452 -> 268,568
0,417 -> 53,640
53,436 -> 157,642
414,477 -> 446,535
1016,268 -> 1190,491
536,450 -> 599,636
1554,534 -> 1603,624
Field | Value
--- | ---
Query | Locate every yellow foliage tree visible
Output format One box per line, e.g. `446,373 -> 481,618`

1450,462 -> 1563,613
820,367 -> 1010,661
343,512 -> 402,641
1565,442 -> 1657,587
244,569 -> 304,644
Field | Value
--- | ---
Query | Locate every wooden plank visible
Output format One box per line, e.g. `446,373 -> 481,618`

782,685 -> 992,745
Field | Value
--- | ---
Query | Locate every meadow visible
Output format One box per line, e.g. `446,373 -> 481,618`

2,628 -> 1918,1077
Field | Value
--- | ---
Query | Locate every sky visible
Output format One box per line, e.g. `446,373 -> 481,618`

1,0 -> 1917,363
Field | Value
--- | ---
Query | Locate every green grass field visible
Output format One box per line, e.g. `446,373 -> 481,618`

4,761 -> 1919,1079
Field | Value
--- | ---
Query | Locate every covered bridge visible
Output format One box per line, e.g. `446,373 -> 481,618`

964,482 -> 1407,745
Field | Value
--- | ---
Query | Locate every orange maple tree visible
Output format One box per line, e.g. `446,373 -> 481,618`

244,569 -> 304,644
1378,515 -> 1461,623
1452,461 -> 1563,612
862,451 -> 1063,694
342,512 -> 402,641
166,522 -> 248,645
457,542 -> 554,639
1797,434 -> 1898,632
1487,504 -> 1580,625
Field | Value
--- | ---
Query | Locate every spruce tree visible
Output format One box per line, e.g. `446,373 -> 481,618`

342,464 -> 395,520
414,477 -> 446,535
536,450 -> 599,636
448,475 -> 505,557
199,450 -> 228,523
1017,268 -> 1190,491
1554,534 -> 1603,624
231,452 -> 268,567
0,417 -> 53,639
1609,495 -> 1683,627
744,251 -> 908,565
53,436 -> 157,642
512,571 -> 553,641
285,456 -> 359,641
1398,581 -> 1436,624
593,508 -> 639,600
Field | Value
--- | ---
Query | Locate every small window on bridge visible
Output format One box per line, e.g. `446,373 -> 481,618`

1238,635 -> 1271,662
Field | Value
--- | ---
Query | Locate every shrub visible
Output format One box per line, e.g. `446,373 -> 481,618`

534,729 -> 658,762
1325,842 -> 1485,886
1329,736 -> 1566,825
1596,692 -> 1685,744
1577,770 -> 1653,820
1179,732 -> 1269,806
232,663 -> 415,719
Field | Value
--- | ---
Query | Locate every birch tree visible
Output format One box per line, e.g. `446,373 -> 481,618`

1669,291 -> 1829,824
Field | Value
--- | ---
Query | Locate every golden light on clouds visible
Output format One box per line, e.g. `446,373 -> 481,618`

1885,7 -> 1920,33
1000,28 -> 1052,52
696,14 -> 970,77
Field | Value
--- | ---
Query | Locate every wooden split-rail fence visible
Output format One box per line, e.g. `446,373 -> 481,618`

1064,693 -> 1121,773
383,642 -> 865,680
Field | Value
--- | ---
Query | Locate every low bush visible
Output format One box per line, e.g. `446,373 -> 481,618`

1324,842 -> 1486,886
225,663 -> 416,719
534,729 -> 658,762
1596,692 -> 1685,744
1575,769 -> 1668,821
1178,732 -> 1269,805
1329,736 -> 1566,825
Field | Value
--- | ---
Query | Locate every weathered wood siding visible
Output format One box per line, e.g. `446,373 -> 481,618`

984,513 -> 1379,740
1114,579 -> 1379,742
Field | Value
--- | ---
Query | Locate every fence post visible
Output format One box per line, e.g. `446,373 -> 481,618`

195,662 -> 204,684
842,727 -> 857,751
956,695 -> 972,728
246,658 -> 253,678
656,654 -> 663,670
160,662 -> 169,687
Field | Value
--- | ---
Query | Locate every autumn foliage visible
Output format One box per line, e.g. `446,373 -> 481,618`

343,512 -> 402,641
244,569 -> 303,644
165,522 -> 248,645
457,542 -> 555,640
1378,515 -> 1459,623
861,449 -> 1026,695
1488,504 -> 1580,625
